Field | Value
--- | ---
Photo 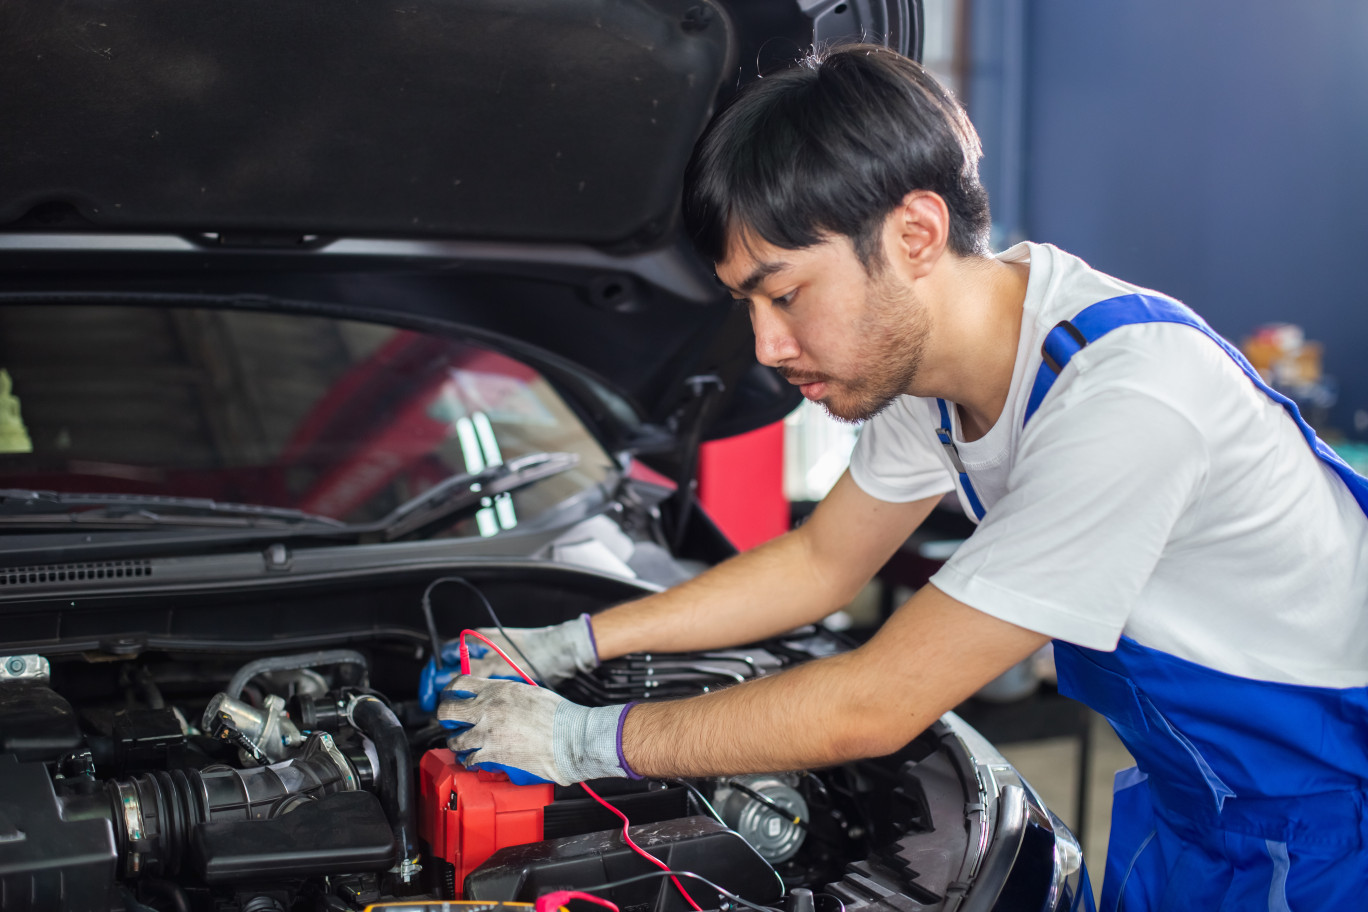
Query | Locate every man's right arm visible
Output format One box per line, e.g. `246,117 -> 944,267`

590,470 -> 941,661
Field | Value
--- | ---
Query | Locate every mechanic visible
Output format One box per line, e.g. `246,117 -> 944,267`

438,44 -> 1368,910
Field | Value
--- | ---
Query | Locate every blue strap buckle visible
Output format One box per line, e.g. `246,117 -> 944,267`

1040,319 -> 1090,375
936,426 -> 968,473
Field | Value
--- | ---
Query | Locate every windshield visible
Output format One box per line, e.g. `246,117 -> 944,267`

0,304 -> 616,536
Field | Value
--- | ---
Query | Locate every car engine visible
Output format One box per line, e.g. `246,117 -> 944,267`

0,567 -> 1052,912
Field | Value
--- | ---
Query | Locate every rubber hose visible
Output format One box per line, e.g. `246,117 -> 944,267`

142,879 -> 191,912
226,649 -> 369,701
347,695 -> 416,865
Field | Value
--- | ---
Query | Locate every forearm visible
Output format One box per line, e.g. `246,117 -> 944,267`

591,475 -> 942,661
622,650 -> 894,777
619,584 -> 1049,778
590,527 -> 850,660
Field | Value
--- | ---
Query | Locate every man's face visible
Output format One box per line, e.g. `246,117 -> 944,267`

716,230 -> 930,423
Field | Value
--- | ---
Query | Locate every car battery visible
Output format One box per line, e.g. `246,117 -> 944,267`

419,750 -> 555,900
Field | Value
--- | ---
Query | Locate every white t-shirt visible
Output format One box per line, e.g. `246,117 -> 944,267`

849,242 -> 1368,688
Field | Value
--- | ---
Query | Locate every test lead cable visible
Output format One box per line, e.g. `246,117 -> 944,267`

457,629 -> 704,912
421,575 -> 551,689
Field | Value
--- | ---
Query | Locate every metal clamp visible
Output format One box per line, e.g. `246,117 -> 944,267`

0,654 -> 49,682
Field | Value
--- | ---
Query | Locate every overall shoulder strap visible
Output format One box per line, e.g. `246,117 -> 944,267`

935,397 -> 986,520
1023,293 -> 1368,514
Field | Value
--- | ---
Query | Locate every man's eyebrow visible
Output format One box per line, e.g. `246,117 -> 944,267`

735,260 -> 790,294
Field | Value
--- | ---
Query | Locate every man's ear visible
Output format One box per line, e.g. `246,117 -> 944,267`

884,190 -> 950,279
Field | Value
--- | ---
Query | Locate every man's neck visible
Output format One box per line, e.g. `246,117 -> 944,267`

913,255 -> 1030,441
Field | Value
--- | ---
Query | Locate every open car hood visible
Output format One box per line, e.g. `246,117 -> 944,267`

0,0 -> 920,452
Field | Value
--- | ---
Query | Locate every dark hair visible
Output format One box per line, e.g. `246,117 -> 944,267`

682,44 -> 991,268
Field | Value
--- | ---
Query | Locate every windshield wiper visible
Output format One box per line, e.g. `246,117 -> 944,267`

362,450 -> 581,541
0,451 -> 581,540
0,490 -> 348,530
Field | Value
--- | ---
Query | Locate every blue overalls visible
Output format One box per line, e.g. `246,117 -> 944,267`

940,294 -> 1368,911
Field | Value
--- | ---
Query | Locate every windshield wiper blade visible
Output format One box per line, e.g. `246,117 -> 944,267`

366,451 -> 581,541
0,490 -> 347,529
0,453 -> 580,540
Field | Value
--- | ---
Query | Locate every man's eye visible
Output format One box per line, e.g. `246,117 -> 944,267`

772,292 -> 794,307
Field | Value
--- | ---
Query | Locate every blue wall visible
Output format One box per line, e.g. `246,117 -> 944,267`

989,1 -> 1368,435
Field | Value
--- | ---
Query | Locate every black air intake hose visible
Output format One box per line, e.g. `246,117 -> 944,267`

106,732 -> 357,878
346,695 -> 416,866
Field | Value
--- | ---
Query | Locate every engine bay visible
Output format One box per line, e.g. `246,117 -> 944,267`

0,567 -> 1000,912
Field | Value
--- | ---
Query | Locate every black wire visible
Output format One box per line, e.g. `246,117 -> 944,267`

801,771 -> 831,804
725,780 -> 808,830
566,868 -> 784,912
420,576 -> 549,687
420,579 -> 446,662
668,778 -> 728,827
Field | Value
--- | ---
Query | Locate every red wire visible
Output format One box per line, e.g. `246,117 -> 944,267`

458,630 -> 534,683
535,890 -> 621,912
577,781 -> 705,912
458,629 -> 705,912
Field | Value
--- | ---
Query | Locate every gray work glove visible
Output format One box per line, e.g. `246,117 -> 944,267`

465,614 -> 599,686
438,675 -> 638,786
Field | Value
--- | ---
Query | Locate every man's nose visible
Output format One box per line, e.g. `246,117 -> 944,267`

752,305 -> 799,367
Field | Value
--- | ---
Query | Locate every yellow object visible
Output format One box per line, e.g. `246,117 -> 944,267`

0,369 -> 33,454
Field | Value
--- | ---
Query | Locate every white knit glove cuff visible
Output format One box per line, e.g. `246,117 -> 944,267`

552,702 -> 634,783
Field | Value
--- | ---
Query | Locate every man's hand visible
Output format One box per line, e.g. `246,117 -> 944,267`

437,676 -> 633,786
463,615 -> 600,684
418,616 -> 599,711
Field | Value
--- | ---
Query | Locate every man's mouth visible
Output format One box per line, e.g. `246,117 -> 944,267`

781,373 -> 831,402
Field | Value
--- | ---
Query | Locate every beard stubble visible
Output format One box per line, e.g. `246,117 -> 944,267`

815,270 -> 930,424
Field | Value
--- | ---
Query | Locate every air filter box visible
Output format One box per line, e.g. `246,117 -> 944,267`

0,681 -> 83,763
0,754 -> 118,912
